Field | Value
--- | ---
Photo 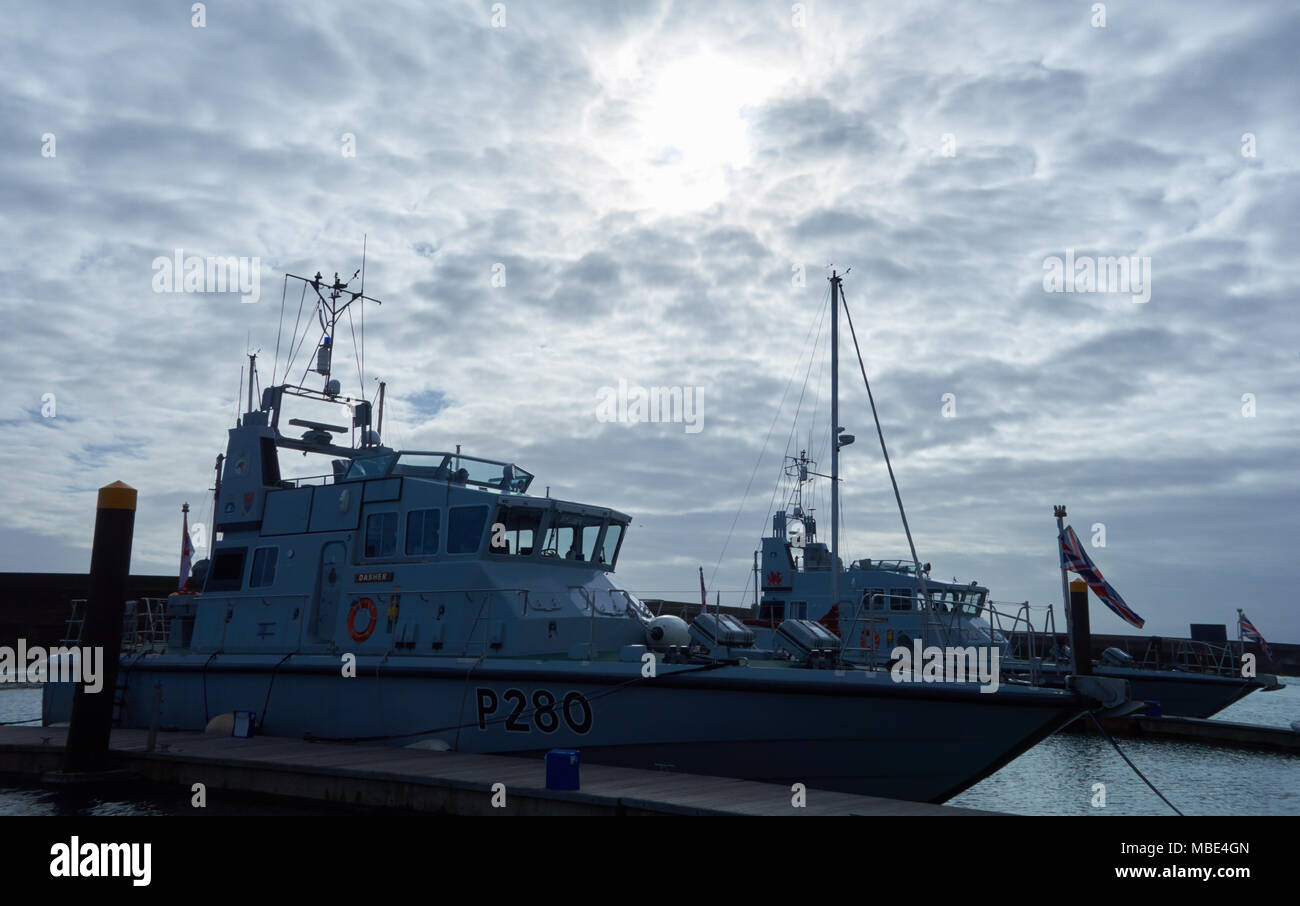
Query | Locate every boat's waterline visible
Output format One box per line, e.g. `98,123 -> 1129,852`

43,656 -> 1090,802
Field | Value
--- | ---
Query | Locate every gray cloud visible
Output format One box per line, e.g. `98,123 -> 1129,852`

1,0 -> 1296,643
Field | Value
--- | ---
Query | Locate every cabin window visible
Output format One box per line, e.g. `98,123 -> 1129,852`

598,523 -> 625,567
405,509 -> 441,555
790,601 -> 807,619
249,547 -> 278,588
207,547 -> 247,592
863,588 -> 886,610
889,588 -> 913,611
346,453 -> 396,480
364,512 -> 398,557
490,506 -> 544,556
447,505 -> 489,554
759,599 -> 785,622
542,512 -> 605,562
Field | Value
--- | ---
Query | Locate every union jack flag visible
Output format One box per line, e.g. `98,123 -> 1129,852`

180,507 -> 194,590
1239,611 -> 1271,659
1059,525 -> 1145,629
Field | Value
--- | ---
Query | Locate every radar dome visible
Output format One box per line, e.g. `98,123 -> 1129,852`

646,615 -> 691,651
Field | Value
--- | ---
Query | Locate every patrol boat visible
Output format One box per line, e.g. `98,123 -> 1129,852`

45,266 -> 1128,803
751,477 -> 1276,719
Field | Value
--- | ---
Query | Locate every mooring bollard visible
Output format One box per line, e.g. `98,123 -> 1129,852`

1067,578 -> 1092,677
65,481 -> 137,773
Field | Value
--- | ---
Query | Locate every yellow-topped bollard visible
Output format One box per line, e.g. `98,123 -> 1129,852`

1067,578 -> 1092,676
65,481 -> 137,773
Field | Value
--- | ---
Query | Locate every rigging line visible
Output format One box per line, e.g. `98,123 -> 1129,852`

272,275 -> 288,386
781,285 -> 830,466
282,282 -> 310,388
841,290 -> 926,591
771,286 -> 829,521
360,234 -> 366,399
706,301 -> 826,588
760,293 -> 829,544
290,324 -> 325,392
1086,710 -> 1183,816
347,305 -> 365,403
807,320 -> 828,461
805,283 -> 834,464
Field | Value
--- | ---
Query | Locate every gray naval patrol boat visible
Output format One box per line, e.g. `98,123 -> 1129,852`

46,267 -> 1130,803
749,463 -> 1277,720
735,270 -> 1275,722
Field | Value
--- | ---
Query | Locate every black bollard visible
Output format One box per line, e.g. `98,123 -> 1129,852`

1067,578 -> 1092,676
65,481 -> 137,773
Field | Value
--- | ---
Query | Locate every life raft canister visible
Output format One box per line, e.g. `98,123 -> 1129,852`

348,597 -> 378,642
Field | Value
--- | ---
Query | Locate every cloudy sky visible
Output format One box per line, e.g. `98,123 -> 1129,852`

2,1 -> 1297,642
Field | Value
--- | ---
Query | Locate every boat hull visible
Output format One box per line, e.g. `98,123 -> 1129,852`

44,654 -> 1088,803
1027,665 -> 1264,719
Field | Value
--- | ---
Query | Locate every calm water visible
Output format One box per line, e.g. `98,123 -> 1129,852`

2,679 -> 1297,815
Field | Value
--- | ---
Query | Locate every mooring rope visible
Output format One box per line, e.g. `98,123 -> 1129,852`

1086,710 -> 1183,815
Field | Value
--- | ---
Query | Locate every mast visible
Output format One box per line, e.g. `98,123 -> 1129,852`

1236,607 -> 1244,665
1054,505 -> 1073,648
830,271 -> 841,619
246,352 -> 257,413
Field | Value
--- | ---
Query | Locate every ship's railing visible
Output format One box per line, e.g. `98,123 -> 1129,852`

849,559 -> 918,574
568,586 -> 651,619
838,590 -> 948,669
1136,637 -> 1239,677
282,472 -> 336,487
836,592 -> 1059,683
63,598 -> 173,655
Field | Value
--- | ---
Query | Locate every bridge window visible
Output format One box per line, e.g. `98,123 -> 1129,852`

346,453 -> 395,480
249,547 -> 278,588
598,523 -> 625,567
491,506 -> 544,556
406,509 -> 441,555
447,505 -> 489,554
889,588 -> 913,611
364,512 -> 398,557
543,512 -> 605,562
207,547 -> 246,592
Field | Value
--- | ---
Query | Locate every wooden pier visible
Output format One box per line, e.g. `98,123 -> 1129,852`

1080,714 -> 1300,753
0,726 -> 992,816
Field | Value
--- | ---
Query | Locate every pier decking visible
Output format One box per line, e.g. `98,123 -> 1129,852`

0,727 -> 993,816
1082,714 -> 1300,753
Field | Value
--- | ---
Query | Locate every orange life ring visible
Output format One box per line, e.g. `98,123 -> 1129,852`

348,597 -> 378,642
